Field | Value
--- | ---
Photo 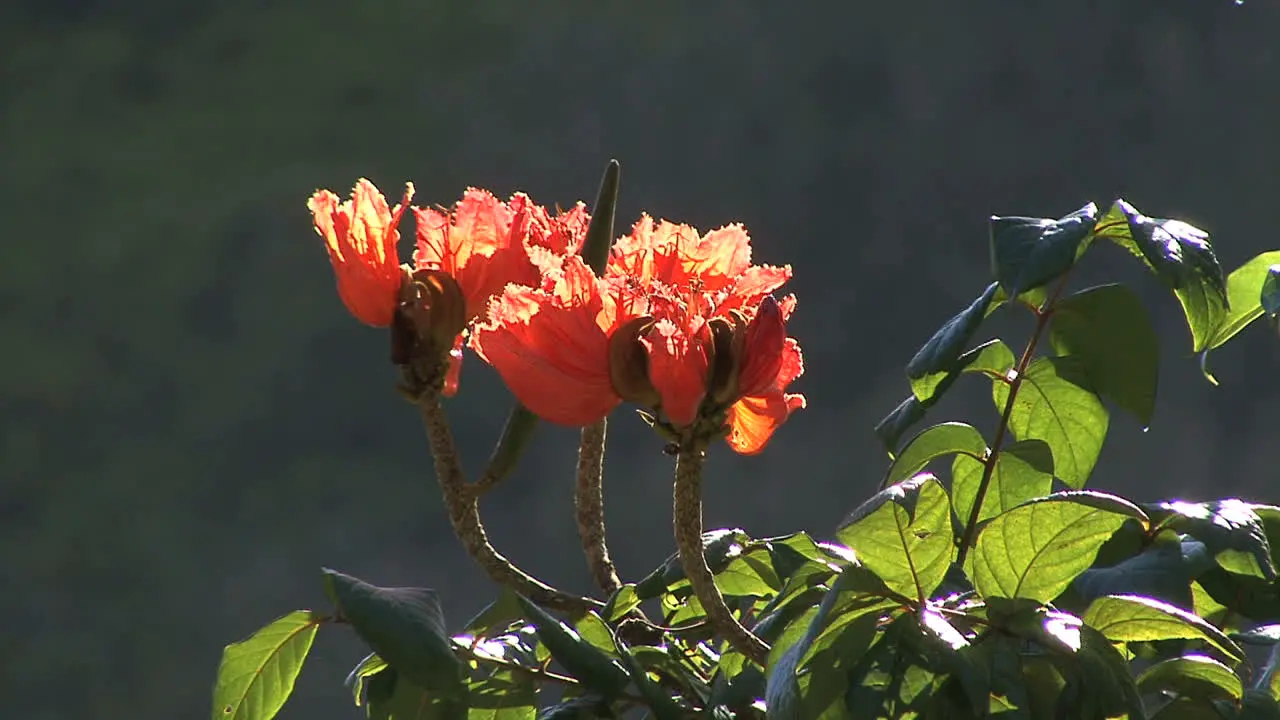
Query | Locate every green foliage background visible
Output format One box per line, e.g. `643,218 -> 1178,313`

2,1 -> 1277,718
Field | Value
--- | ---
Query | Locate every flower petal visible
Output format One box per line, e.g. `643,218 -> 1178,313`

724,390 -> 807,455
472,261 -> 619,425
641,318 -> 709,427
736,296 -> 788,398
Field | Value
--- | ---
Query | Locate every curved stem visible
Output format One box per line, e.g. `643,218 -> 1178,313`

417,393 -> 601,614
956,275 -> 1072,566
672,443 -> 769,665
575,419 -> 621,594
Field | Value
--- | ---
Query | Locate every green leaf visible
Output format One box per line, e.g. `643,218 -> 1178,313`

322,570 -> 463,694
513,595 -> 628,699
910,338 -> 1017,405
873,396 -> 927,457
634,528 -> 751,600
951,438 -> 1054,525
1070,624 -> 1149,720
601,584 -> 641,624
347,653 -> 389,707
989,203 -> 1098,296
835,474 -> 953,601
906,281 -> 1002,383
1070,530 -> 1196,612
993,355 -> 1109,488
612,637 -> 685,720
1239,689 -> 1280,720
464,666 -> 536,720
367,670 -> 467,720
883,422 -> 987,488
212,610 -> 321,720
1097,199 -> 1228,352
1050,283 -> 1160,427
1147,499 -> 1278,582
716,546 -> 782,598
1205,251 -> 1280,349
1136,654 -> 1243,703
1083,594 -> 1244,664
966,492 -> 1140,603
460,589 -> 523,637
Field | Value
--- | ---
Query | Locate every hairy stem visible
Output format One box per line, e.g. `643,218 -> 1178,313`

417,393 -> 601,614
575,419 -> 621,594
672,443 -> 769,665
956,276 -> 1071,566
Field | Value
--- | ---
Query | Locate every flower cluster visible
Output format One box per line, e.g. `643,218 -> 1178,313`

308,179 -> 804,453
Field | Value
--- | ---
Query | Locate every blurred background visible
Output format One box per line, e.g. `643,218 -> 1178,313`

3,1 -> 1277,717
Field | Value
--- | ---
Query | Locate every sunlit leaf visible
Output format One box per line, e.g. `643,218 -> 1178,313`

836,474 -> 953,601
989,203 -> 1098,296
951,438 -> 1054,525
1083,594 -> 1244,664
1147,499 -> 1277,582
966,492 -> 1142,603
993,355 -> 1109,488
1050,283 -> 1159,426
883,422 -> 987,488
347,653 -> 388,707
212,610 -> 321,720
1136,654 -> 1243,703
1096,199 -> 1228,352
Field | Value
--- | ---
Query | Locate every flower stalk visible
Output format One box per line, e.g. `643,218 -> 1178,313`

574,419 -> 621,594
417,389 -> 601,614
672,442 -> 769,665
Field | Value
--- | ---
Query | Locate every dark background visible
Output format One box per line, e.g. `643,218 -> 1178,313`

3,1 -> 1277,718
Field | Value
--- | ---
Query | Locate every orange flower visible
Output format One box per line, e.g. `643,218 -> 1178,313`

413,189 -> 590,323
473,216 -> 805,454
308,179 -> 414,327
411,189 -> 591,395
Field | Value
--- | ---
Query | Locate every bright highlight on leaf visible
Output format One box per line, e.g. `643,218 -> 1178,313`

966,492 -> 1142,603
836,474 -> 953,602
212,610 -> 321,720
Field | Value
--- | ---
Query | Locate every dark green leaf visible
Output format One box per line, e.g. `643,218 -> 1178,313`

989,203 -> 1098,296
1263,265 -> 1280,316
611,637 -> 684,720
906,281 -> 1002,382
966,492 -> 1140,603
348,653 -> 389,707
1239,689 -> 1280,720
212,610 -> 321,720
1147,499 -> 1277,582
993,355 -> 1109,488
367,670 -> 467,720
873,396 -> 926,457
1070,530 -> 1196,612
951,438 -> 1054,525
1097,199 -> 1228,352
1050,283 -> 1160,426
883,422 -> 987,488
910,338 -> 1016,405
1136,654 -> 1243,703
1196,566 -> 1280,625
1083,594 -> 1244,664
531,694 -> 612,720
1069,625 -> 1149,720
513,595 -> 628,700
835,474 -> 953,601
322,570 -> 463,694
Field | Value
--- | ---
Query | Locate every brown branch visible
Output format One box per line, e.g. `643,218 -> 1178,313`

574,419 -> 622,595
672,443 -> 769,665
417,392 -> 601,614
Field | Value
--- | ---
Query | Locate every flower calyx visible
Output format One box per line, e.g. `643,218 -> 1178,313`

392,267 -> 468,400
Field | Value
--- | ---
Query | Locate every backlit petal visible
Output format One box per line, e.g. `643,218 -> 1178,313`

641,318 -> 709,427
724,390 -> 807,455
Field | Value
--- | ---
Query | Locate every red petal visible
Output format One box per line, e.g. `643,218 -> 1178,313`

736,296 -> 787,398
471,269 -> 619,425
641,318 -> 709,427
